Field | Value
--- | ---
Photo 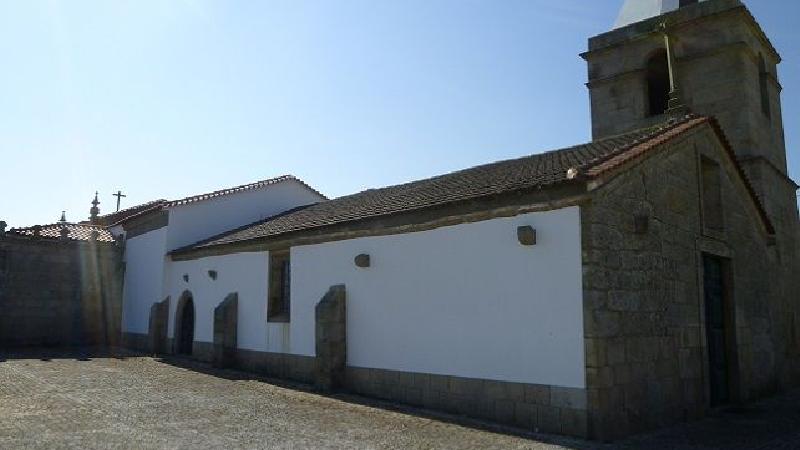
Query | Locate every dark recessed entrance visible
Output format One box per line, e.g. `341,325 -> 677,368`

176,294 -> 195,356
703,255 -> 733,407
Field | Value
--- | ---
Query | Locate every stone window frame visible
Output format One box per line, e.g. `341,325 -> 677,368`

757,53 -> 772,121
267,249 -> 291,322
698,153 -> 725,235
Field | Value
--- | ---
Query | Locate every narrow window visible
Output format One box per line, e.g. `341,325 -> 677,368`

758,54 -> 771,120
701,157 -> 724,231
646,50 -> 670,117
679,0 -> 698,7
268,249 -> 291,322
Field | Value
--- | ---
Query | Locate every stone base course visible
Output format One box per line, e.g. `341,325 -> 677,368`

121,331 -> 586,437
344,366 -> 588,437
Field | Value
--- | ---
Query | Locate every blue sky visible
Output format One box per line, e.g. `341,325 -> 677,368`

1,0 -> 797,228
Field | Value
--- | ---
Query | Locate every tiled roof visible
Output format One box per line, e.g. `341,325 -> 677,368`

90,200 -> 169,227
167,175 -> 326,207
8,224 -> 115,242
178,114 -> 770,253
104,175 -> 325,227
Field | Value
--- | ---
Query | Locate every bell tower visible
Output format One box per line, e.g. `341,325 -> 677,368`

582,0 -> 797,237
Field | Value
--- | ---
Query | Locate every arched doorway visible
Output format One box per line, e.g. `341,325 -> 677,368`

174,291 -> 195,355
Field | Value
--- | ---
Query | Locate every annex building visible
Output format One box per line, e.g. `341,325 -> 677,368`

1,0 -> 798,440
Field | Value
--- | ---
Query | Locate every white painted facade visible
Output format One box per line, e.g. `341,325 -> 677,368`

120,178 -> 325,335
166,179 -> 324,251
161,206 -> 586,388
165,252 -> 275,352
121,228 -> 168,334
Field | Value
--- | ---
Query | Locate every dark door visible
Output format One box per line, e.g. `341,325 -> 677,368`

703,255 -> 729,406
178,299 -> 195,355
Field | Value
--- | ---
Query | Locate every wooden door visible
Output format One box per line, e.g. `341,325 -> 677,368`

703,255 -> 730,406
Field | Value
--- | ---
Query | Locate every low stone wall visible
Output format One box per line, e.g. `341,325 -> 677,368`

0,233 -> 123,347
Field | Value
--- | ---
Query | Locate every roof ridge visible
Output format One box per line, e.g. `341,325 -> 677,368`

168,175 -> 296,207
173,113 -> 777,256
12,222 -> 108,230
321,126 -> 674,203
574,115 -> 699,177
165,174 -> 327,207
102,199 -> 169,217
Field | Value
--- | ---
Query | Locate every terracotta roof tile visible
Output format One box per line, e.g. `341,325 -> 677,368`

176,114 -> 774,254
8,224 -> 115,242
103,176 -> 324,227
90,200 -> 169,227
167,175 -> 326,207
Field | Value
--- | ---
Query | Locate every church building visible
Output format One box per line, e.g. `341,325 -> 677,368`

99,0 -> 800,440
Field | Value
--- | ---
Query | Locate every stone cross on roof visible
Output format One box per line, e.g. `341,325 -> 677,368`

89,192 -> 101,224
113,190 -> 126,212
614,0 -> 709,29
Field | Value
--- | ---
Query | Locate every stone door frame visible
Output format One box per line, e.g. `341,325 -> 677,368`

697,251 -> 740,408
174,290 -> 195,356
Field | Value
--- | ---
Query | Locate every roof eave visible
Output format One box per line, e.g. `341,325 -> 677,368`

170,181 -> 591,261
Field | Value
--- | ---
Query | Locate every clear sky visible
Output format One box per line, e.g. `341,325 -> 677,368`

1,0 -> 797,228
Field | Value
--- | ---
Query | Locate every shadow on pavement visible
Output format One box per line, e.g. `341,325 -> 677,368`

4,347 -> 799,449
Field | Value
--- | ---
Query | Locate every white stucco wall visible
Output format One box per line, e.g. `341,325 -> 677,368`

163,206 -> 585,388
121,179 -> 324,338
292,206 -> 585,388
165,252 -> 280,353
165,179 -> 324,251
121,228 -> 168,334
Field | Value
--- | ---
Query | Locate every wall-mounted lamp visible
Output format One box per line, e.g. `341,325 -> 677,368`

354,254 -> 371,268
517,226 -> 537,246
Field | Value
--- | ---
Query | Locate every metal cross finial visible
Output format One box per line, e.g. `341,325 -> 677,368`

656,19 -> 687,116
113,190 -> 127,212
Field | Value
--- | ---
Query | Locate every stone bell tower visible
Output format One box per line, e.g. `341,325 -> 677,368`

582,0 -> 798,242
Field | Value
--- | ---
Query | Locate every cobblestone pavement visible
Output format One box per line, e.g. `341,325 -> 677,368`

1,349 -> 798,449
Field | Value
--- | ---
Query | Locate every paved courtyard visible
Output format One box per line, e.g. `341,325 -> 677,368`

1,349 -> 799,449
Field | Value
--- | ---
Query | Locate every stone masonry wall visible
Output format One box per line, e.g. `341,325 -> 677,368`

345,367 -> 589,438
582,127 -> 791,440
0,233 -> 123,347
